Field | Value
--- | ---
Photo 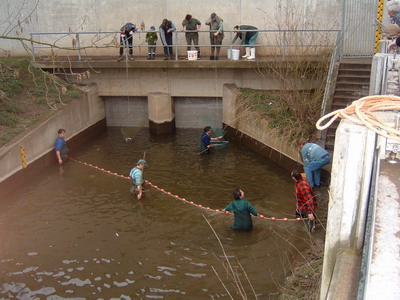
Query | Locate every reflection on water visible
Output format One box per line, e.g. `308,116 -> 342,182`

0,128 -> 312,299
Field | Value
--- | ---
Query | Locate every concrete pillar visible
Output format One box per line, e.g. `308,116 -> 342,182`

320,119 -> 376,299
369,53 -> 388,95
147,92 -> 175,135
222,83 -> 239,128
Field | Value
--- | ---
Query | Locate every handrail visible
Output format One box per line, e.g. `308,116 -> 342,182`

318,29 -> 342,146
29,28 -> 340,61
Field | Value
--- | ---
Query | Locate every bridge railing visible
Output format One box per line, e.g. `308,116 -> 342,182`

29,29 -> 340,61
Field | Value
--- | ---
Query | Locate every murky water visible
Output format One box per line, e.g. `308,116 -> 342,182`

0,128 -> 313,299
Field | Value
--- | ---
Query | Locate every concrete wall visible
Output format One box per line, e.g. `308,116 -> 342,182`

174,97 -> 222,128
0,84 -> 105,183
320,118 -> 376,300
104,96 -> 148,127
222,83 -> 301,165
0,0 -> 341,56
71,66 -> 285,98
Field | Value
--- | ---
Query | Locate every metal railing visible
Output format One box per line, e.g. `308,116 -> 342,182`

29,28 -> 340,61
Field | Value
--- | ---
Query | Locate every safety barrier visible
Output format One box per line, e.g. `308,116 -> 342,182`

69,156 -> 304,222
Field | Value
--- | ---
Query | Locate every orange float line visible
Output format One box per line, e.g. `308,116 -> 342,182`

70,157 -> 305,222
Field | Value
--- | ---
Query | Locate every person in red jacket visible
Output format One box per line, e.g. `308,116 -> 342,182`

291,169 -> 317,232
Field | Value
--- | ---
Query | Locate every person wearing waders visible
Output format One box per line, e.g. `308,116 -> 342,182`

129,159 -> 147,200
200,126 -> 222,154
291,170 -> 317,232
54,129 -> 69,165
223,188 -> 258,231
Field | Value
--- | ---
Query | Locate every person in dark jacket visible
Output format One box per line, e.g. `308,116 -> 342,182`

117,23 -> 136,61
200,126 -> 222,154
159,19 -> 176,60
232,25 -> 259,60
223,188 -> 258,231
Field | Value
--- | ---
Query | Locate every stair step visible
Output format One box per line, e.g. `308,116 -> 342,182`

335,83 -> 370,90
333,88 -> 370,97
338,69 -> 371,76
336,77 -> 370,84
339,63 -> 372,70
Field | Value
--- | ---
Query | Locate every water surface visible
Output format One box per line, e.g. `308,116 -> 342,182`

0,128 -> 313,299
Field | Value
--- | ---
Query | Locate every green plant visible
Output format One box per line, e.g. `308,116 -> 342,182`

0,100 -> 24,114
0,111 -> 20,127
66,90 -> 82,99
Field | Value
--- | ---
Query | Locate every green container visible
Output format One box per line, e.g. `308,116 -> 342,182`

211,140 -> 229,149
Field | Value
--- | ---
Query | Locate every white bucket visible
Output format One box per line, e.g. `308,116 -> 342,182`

227,49 -> 232,59
187,50 -> 198,60
231,49 -> 240,61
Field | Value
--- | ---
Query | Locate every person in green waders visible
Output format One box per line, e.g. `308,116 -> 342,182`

223,188 -> 258,231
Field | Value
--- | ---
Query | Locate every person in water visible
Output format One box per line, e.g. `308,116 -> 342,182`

54,128 -> 68,165
223,188 -> 258,231
200,126 -> 222,154
129,159 -> 147,200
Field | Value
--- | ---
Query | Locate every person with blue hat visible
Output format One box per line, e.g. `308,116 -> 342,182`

129,159 -> 148,199
146,26 -> 158,60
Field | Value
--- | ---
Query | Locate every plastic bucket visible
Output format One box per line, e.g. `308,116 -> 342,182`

187,50 -> 198,60
231,49 -> 240,61
227,49 -> 232,59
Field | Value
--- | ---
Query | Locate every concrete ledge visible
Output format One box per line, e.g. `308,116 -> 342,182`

0,84 -> 106,197
326,249 -> 362,300
0,119 -> 106,199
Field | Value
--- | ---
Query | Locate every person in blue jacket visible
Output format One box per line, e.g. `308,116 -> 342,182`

297,139 -> 330,188
223,188 -> 258,231
200,126 -> 222,154
54,129 -> 68,165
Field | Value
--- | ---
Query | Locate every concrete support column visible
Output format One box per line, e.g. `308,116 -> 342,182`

147,92 -> 175,135
222,83 -> 239,128
320,119 -> 376,300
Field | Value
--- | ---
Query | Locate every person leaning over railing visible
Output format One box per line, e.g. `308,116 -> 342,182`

159,19 -> 176,60
205,12 -> 224,60
182,14 -> 202,58
117,23 -> 137,62
231,25 -> 259,60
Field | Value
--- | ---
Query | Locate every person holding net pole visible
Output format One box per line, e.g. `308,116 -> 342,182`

199,126 -> 223,155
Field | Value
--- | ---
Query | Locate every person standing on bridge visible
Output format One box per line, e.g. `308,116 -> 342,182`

205,12 -> 224,60
159,19 -> 176,60
231,25 -> 259,60
146,26 -> 158,60
223,188 -> 258,231
297,138 -> 330,189
182,14 -> 202,59
129,159 -> 147,200
291,170 -> 316,232
117,23 -> 136,61
54,129 -> 68,165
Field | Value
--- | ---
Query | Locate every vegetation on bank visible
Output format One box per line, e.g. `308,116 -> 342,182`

0,58 -> 82,147
235,57 -> 330,144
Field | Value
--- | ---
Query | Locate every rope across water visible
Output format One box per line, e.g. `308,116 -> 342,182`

69,157 -> 303,222
316,95 -> 400,142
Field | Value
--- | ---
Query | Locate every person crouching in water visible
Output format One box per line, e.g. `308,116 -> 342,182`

223,188 -> 258,231
129,159 -> 147,200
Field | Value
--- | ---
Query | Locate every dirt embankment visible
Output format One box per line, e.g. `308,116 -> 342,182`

0,58 -> 82,148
